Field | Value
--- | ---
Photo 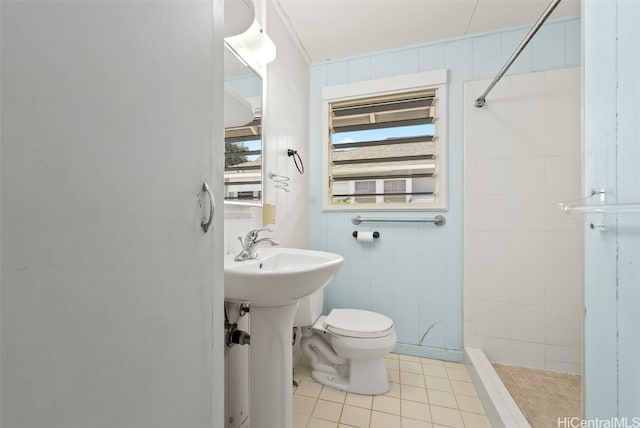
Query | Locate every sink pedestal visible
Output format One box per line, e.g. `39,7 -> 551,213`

249,302 -> 299,428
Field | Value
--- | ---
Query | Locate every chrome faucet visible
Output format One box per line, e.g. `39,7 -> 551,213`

234,227 -> 280,261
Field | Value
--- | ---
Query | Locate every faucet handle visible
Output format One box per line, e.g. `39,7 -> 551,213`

246,227 -> 273,241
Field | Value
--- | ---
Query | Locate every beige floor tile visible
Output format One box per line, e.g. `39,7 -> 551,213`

443,361 -> 465,370
296,379 -> 323,398
385,382 -> 401,398
424,376 -> 452,393
401,400 -> 431,421
460,411 -> 492,428
372,395 -> 401,415
402,417 -> 434,428
493,362 -> 582,427
398,354 -> 422,363
340,405 -> 371,428
446,368 -> 471,383
401,371 -> 426,388
370,410 -> 402,428
400,384 -> 428,403
450,380 -> 478,397
293,394 -> 317,416
320,386 -> 347,403
293,412 -> 310,428
385,358 -> 400,371
345,392 -> 372,409
312,399 -> 343,423
421,358 -> 445,366
429,405 -> 464,428
455,395 -> 485,414
400,360 -> 424,374
427,390 -> 458,409
387,353 -> 400,360
307,417 -> 339,428
422,364 -> 448,378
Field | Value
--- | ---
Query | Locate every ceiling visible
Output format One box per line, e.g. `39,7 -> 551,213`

273,0 -> 581,63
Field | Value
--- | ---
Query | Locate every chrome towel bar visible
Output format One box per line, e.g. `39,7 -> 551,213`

351,215 -> 446,226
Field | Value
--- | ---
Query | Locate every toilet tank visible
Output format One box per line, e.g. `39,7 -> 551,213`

294,288 -> 324,326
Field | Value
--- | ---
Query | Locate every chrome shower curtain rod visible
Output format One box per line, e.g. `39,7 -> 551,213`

474,0 -> 563,108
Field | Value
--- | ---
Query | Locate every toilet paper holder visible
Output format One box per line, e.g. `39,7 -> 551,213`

352,231 -> 380,239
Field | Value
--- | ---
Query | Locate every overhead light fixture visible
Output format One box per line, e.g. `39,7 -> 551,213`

225,19 -> 276,66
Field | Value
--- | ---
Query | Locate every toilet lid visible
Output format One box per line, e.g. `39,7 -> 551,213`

324,309 -> 394,338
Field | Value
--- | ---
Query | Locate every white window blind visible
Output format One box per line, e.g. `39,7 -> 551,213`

224,118 -> 262,202
328,89 -> 438,207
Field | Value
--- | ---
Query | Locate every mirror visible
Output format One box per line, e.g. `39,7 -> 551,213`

224,43 -> 263,204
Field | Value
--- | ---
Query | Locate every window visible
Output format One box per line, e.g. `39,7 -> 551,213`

354,181 -> 376,204
322,70 -> 447,211
224,117 -> 262,202
383,179 -> 407,203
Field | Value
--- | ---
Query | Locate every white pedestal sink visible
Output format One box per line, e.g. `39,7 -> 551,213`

224,247 -> 343,428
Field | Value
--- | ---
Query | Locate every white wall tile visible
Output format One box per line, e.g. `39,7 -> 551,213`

477,336 -> 510,363
507,304 -> 545,342
545,268 -> 584,308
545,232 -> 584,270
545,156 -> 582,195
464,321 -> 477,347
545,306 -> 582,347
545,360 -> 581,375
476,266 -> 508,303
506,119 -> 545,159
508,195 -> 545,232
464,235 -> 476,267
476,159 -> 509,195
508,157 -> 545,195
545,344 -> 581,365
475,123 -> 508,160
507,231 -> 546,268
477,302 -> 508,338
508,340 -> 545,369
507,267 -> 545,306
545,116 -> 581,157
464,69 -> 583,373
476,195 -> 509,231
475,231 -> 509,266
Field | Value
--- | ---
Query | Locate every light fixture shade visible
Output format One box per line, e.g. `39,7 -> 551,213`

225,20 -> 276,66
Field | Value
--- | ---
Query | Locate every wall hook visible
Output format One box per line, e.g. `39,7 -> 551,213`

287,149 -> 304,174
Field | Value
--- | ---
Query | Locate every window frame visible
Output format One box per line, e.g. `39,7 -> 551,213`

321,69 -> 448,212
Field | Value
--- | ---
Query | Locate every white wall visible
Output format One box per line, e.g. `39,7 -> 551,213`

223,1 -> 310,255
223,2 -> 310,426
463,68 -> 583,374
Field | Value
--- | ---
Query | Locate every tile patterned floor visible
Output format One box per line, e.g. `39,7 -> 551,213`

292,353 -> 491,428
493,363 -> 582,428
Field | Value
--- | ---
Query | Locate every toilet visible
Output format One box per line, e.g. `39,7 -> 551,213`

295,289 -> 397,395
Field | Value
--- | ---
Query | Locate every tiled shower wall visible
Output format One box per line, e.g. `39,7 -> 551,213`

463,67 -> 583,374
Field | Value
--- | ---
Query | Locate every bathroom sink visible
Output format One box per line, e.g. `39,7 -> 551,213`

224,247 -> 344,307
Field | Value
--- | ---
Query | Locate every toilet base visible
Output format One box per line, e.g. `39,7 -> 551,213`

311,357 -> 390,395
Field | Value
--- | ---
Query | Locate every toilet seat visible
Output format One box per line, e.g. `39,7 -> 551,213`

324,309 -> 394,339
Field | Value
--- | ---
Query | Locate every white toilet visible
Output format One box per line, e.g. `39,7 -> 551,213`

295,289 -> 397,395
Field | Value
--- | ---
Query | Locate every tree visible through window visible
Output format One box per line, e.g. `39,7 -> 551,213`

224,118 -> 262,201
